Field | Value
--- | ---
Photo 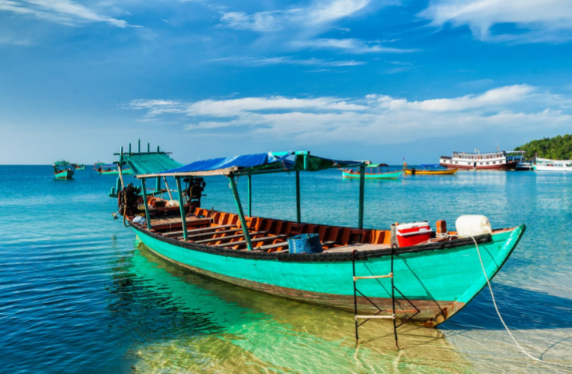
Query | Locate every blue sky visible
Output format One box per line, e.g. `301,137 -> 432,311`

2,0 -> 572,164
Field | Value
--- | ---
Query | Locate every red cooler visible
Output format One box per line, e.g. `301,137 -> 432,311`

396,222 -> 432,247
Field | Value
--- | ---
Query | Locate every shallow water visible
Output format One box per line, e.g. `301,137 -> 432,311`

1,166 -> 572,373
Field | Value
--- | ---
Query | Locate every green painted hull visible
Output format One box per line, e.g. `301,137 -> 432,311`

342,170 -> 402,179
133,224 -> 525,326
75,166 -> 85,171
54,170 -> 74,179
97,169 -> 132,175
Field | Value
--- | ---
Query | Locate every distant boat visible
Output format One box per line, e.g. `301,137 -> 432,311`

403,163 -> 458,175
341,164 -> 402,179
72,163 -> 85,171
533,157 -> 572,171
53,161 -> 75,179
95,163 -> 133,175
440,150 -> 524,171
515,161 -> 533,171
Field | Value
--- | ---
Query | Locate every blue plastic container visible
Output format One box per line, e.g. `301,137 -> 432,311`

287,233 -> 323,254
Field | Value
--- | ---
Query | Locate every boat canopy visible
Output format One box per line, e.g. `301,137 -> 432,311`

121,153 -> 181,176
368,163 -> 389,168
139,151 -> 368,178
54,160 -> 71,166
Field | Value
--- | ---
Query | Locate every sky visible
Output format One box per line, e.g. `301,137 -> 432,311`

1,0 -> 572,165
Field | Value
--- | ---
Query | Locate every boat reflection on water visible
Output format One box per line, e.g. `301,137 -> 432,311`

125,243 -> 474,374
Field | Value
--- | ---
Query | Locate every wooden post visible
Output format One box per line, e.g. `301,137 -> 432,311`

147,143 -> 150,153
163,177 -> 174,201
175,177 -> 188,241
138,139 -> 141,153
247,173 -> 252,217
141,178 -> 152,230
358,164 -> 365,230
229,175 -> 253,251
296,170 -> 301,224
118,146 -> 125,190
128,143 -> 132,154
156,177 -> 161,195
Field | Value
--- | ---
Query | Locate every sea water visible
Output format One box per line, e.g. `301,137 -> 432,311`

1,166 -> 572,373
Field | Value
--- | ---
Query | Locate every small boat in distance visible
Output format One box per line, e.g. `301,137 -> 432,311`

533,157 -> 572,171
72,163 -> 85,171
341,163 -> 401,180
53,161 -> 75,179
403,163 -> 458,175
440,149 -> 524,171
95,163 -> 133,175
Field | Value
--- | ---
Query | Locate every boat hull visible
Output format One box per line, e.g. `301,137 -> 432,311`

404,169 -> 458,175
440,161 -> 518,170
133,224 -> 525,327
97,169 -> 133,175
54,170 -> 74,179
342,170 -> 402,179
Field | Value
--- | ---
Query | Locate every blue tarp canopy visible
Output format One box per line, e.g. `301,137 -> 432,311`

138,151 -> 368,178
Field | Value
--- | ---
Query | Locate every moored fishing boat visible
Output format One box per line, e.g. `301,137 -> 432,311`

403,163 -> 458,175
72,163 -> 85,171
341,163 -> 401,179
115,150 -> 525,327
96,163 -> 133,175
53,160 -> 75,179
533,157 -> 572,171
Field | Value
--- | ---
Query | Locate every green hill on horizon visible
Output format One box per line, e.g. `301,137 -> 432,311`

515,134 -> 572,160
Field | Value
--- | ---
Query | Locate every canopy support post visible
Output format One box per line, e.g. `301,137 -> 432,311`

118,146 -> 125,190
296,170 -> 301,224
358,164 -> 365,230
163,177 -> 174,201
247,173 -> 252,217
141,178 -> 152,230
229,175 -> 253,251
175,176 -> 188,241
156,177 -> 161,196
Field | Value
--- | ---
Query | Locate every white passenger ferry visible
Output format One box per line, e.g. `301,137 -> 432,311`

533,158 -> 572,171
440,149 -> 524,170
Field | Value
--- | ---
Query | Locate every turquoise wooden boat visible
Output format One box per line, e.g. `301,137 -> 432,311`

96,163 -> 133,175
342,164 -> 402,180
53,160 -> 75,179
117,150 -> 525,327
72,163 -> 85,171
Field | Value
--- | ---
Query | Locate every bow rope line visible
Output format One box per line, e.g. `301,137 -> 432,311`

471,236 -> 572,368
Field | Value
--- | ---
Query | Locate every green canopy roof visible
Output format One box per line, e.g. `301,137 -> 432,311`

121,152 -> 182,176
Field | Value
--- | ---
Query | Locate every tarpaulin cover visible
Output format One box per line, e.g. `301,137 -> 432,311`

160,152 -> 289,175
153,151 -> 366,177
122,153 -> 182,176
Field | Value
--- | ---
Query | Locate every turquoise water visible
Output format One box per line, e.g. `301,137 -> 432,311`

2,166 -> 572,373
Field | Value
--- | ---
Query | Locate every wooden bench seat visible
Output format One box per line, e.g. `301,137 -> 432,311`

163,224 -> 235,237
176,228 -> 243,240
218,235 -> 286,248
195,231 -> 268,244
256,242 -> 288,252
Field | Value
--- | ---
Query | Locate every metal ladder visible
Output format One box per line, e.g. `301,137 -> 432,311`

352,246 -> 420,349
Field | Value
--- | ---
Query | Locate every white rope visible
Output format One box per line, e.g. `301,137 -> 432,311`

471,236 -> 572,368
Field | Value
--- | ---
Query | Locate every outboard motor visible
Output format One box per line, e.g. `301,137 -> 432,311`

184,177 -> 206,212
118,183 -> 142,216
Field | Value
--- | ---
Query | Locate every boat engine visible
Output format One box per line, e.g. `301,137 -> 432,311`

119,183 -> 142,216
184,177 -> 206,212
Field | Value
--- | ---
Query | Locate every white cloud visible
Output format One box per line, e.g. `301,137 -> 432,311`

211,56 -> 365,67
420,0 -> 572,43
124,85 -> 572,145
294,38 -> 417,53
220,0 -> 371,32
0,0 -> 132,28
